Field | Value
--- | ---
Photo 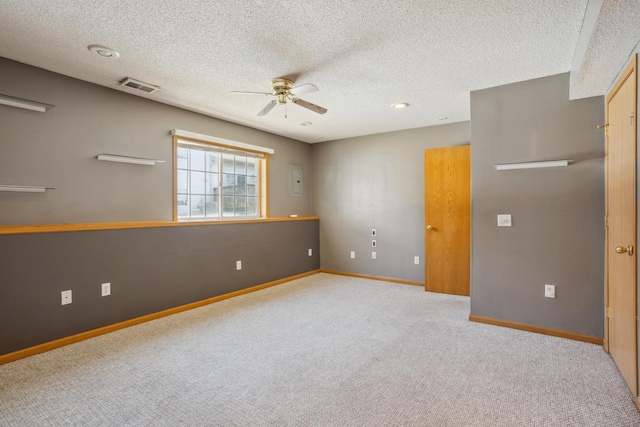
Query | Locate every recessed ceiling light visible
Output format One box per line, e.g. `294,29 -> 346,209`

391,102 -> 410,109
298,121 -> 312,126
88,45 -> 120,59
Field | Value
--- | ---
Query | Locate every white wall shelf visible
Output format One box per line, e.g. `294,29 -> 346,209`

0,94 -> 54,112
0,185 -> 54,193
494,159 -> 571,171
96,154 -> 166,166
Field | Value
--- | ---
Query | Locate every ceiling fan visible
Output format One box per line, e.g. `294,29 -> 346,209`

231,78 -> 328,117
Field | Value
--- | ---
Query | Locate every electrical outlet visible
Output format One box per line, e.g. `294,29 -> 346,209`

372,229 -> 376,237
350,251 -> 355,259
372,251 -> 377,259
308,248 -> 313,256
414,256 -> 420,265
236,260 -> 242,270
372,240 -> 377,247
61,290 -> 72,305
101,282 -> 111,296
545,284 -> 555,298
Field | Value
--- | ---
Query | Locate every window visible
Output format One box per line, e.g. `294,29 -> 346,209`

174,136 -> 268,220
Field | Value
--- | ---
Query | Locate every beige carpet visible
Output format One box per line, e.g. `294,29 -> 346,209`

1,273 -> 639,426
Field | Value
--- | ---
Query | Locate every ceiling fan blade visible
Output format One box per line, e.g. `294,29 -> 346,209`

289,83 -> 318,96
257,100 -> 278,116
230,91 -> 272,96
291,98 -> 327,115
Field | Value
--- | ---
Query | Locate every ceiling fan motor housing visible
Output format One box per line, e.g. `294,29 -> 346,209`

272,78 -> 294,104
271,78 -> 294,92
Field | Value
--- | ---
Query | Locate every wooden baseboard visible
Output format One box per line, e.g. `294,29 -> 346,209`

320,269 -> 423,287
0,269 -> 321,365
468,315 -> 603,345
636,396 -> 640,412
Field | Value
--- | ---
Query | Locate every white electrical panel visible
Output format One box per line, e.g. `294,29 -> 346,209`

288,165 -> 303,196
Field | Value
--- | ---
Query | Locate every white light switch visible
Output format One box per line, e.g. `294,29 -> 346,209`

372,251 -> 377,259
497,214 -> 512,227
308,248 -> 313,256
236,260 -> 242,270
350,251 -> 355,259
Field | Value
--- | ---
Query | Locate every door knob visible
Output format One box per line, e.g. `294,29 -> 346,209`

427,225 -> 433,231
615,245 -> 634,256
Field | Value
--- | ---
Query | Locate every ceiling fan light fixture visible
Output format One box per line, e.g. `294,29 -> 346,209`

88,45 -> 120,59
391,102 -> 410,109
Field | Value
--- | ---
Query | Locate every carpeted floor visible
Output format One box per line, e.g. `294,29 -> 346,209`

1,273 -> 639,426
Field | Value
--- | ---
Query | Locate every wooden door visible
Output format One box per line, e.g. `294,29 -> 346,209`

606,55 -> 637,397
424,146 -> 470,296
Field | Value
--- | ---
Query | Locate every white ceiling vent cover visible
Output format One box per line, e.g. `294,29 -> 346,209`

120,78 -> 159,93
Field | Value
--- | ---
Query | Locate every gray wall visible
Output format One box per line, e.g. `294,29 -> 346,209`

0,58 -> 320,356
0,220 -> 319,355
470,73 -> 605,338
0,57 -> 313,225
312,123 -> 470,282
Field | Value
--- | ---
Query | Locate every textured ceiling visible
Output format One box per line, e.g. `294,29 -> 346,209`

0,0 -> 629,143
571,0 -> 640,99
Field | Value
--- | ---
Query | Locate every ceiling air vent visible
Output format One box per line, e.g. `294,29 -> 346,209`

120,78 -> 159,94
